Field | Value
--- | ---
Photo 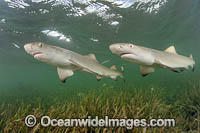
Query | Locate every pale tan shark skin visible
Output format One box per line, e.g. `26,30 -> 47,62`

24,42 -> 123,83
109,43 -> 195,76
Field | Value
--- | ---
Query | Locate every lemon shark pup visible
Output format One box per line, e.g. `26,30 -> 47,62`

109,43 -> 195,76
24,42 -> 123,83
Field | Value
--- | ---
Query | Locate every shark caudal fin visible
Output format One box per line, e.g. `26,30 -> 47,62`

121,65 -> 124,73
189,54 -> 193,59
110,65 -> 118,80
111,65 -> 124,73
120,65 -> 125,82
189,54 -> 195,71
140,65 -> 155,77
96,65 -> 121,81
110,65 -> 124,81
57,67 -> 74,83
192,65 -> 195,72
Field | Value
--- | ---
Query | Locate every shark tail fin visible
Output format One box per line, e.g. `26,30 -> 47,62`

189,54 -> 193,59
110,65 -> 124,81
120,65 -> 125,82
192,65 -> 195,72
189,54 -> 195,72
189,54 -> 195,71
121,65 -> 124,73
111,65 -> 124,73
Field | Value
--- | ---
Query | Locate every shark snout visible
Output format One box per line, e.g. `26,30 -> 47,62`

24,43 -> 41,57
109,45 -> 115,52
109,44 -> 128,56
109,44 -> 121,54
24,43 -> 33,54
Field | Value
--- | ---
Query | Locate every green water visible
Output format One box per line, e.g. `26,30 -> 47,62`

0,0 -> 200,132
0,0 -> 199,88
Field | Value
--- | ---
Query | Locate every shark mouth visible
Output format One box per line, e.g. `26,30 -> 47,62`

120,53 -> 134,57
120,53 -> 129,56
32,52 -> 43,57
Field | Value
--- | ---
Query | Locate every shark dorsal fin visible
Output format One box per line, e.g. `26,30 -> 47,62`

110,65 -> 117,70
165,46 -> 177,54
57,67 -> 74,83
86,53 -> 98,62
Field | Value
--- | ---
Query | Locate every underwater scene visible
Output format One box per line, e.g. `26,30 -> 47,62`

0,0 -> 200,132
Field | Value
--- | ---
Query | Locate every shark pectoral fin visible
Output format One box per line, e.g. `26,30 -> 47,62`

140,65 -> 155,77
96,75 -> 102,81
57,67 -> 74,83
85,53 -> 98,63
188,55 -> 195,71
165,46 -> 177,54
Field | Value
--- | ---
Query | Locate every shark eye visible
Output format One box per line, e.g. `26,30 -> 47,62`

129,44 -> 134,48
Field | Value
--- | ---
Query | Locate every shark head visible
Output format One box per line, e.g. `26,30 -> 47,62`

24,42 -> 66,66
24,42 -> 50,60
109,43 -> 137,56
109,43 -> 154,65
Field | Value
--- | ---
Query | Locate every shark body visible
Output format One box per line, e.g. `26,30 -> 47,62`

24,42 -> 123,82
109,43 -> 195,76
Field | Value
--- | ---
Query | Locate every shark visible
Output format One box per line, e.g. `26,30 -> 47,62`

24,42 -> 123,83
109,43 -> 195,76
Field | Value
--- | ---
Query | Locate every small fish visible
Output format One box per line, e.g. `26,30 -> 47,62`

101,60 -> 110,65
109,43 -> 195,76
13,43 -> 20,49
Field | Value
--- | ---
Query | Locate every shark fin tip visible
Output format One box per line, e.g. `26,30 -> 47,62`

142,74 -> 148,77
61,80 -> 66,83
57,67 -> 74,83
192,66 -> 195,72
